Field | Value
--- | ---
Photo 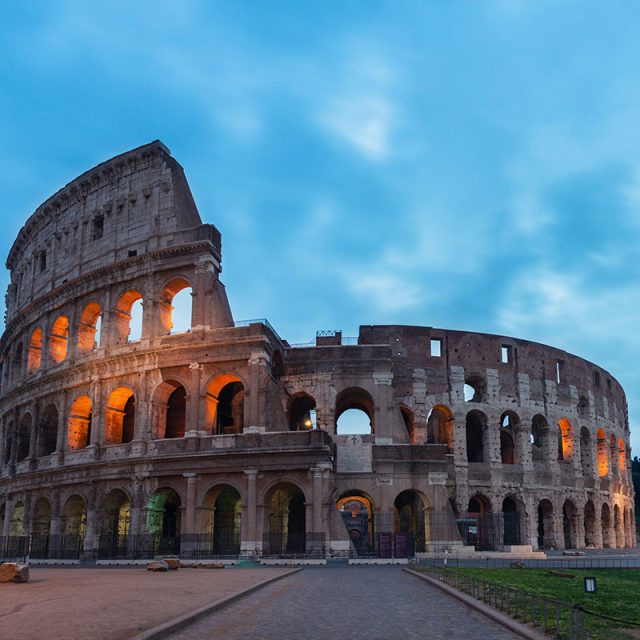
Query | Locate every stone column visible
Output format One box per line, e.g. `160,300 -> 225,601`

187,363 -> 202,435
49,493 -> 61,537
374,372 -> 394,443
184,473 -> 197,534
2,496 -> 12,537
311,467 -> 323,534
55,390 -> 68,464
28,401 -> 39,468
89,379 -> 103,448
242,470 -> 258,555
82,484 -> 98,560
247,354 -> 266,427
129,478 -> 143,536
192,255 -> 214,331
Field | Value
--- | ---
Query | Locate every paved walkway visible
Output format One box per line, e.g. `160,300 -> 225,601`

0,566 -> 291,640
167,566 -> 520,640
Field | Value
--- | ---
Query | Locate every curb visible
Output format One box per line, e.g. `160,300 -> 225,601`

131,567 -> 302,640
403,568 -> 548,640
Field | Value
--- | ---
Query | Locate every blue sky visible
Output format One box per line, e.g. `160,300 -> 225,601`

2,1 -> 640,451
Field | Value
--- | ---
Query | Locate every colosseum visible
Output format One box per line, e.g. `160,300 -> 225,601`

0,140 -> 635,563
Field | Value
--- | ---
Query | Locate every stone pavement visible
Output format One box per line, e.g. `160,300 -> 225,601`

167,565 -> 520,640
0,566 -> 292,640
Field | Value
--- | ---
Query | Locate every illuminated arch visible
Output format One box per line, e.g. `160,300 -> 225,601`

206,373 -> 245,435
159,277 -> 192,334
596,428 -> 608,476
27,328 -> 42,373
49,315 -> 69,363
67,396 -> 92,450
77,302 -> 102,353
104,387 -> 136,444
114,289 -> 143,343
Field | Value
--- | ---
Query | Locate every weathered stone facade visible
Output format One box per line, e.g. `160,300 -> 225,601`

0,141 -> 634,559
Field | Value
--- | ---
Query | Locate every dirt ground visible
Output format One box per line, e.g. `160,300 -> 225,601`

0,565 -> 292,640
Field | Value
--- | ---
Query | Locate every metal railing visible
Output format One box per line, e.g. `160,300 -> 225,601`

0,534 -> 82,561
261,532 -> 326,558
423,567 -> 586,639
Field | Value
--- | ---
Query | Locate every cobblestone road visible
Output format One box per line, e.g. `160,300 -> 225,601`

168,566 -> 519,640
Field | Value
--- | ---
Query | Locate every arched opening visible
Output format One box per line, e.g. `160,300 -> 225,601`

624,508 -> 632,548
27,328 -> 42,373
288,394 -> 316,431
10,501 -> 25,536
609,435 -> 618,475
146,488 -> 181,555
264,483 -> 306,555
427,405 -> 454,451
166,387 -> 186,438
394,490 -> 427,555
115,290 -> 143,343
49,315 -> 69,363
614,504 -> 624,548
537,499 -> 555,549
399,406 -> 415,443
105,387 -> 136,444
32,498 -> 51,535
335,387 -> 374,435
337,492 -> 374,556
77,302 -> 102,353
618,439 -> 627,473
97,489 -> 131,558
202,485 -> 241,555
16,413 -> 31,462
67,396 -> 92,450
557,418 -> 574,461
601,503 -> 611,548
465,494 -> 494,550
531,415 -> 548,462
502,497 -> 521,546
205,374 -> 245,435
39,404 -> 58,457
580,427 -> 593,476
563,500 -> 578,549
159,278 -> 192,334
152,381 -> 188,439
584,500 -> 597,547
596,428 -> 608,476
3,422 -> 13,465
464,375 -> 486,403
30,497 -> 52,558
62,495 -> 87,556
12,342 -> 23,381
500,412 -> 518,465
465,410 -> 486,463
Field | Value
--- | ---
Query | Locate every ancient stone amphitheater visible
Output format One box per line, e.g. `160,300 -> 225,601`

0,141 -> 634,562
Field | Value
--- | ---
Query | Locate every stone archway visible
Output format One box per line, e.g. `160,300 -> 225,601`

394,490 -> 428,555
202,485 -> 242,555
537,499 -> 555,550
562,499 -> 578,549
263,483 -> 306,555
146,488 -> 181,555
337,492 -> 375,556
584,500 -> 597,548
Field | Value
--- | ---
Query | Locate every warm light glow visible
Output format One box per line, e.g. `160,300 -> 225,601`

67,396 -> 92,450
596,428 -> 608,477
49,316 -> 69,363
618,438 -> 626,472
558,418 -> 574,460
27,328 -> 42,373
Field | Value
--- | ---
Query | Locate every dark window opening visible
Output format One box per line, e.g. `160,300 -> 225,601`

594,371 -> 601,387
92,215 -> 104,241
128,250 -> 137,257
39,252 -> 47,273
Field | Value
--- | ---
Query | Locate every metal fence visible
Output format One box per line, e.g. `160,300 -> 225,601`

423,567 -> 586,639
261,532 -> 326,558
420,567 -> 640,640
0,534 -> 83,561
420,554 -> 640,570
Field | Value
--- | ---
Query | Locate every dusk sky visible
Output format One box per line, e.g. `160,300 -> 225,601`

2,2 -> 640,451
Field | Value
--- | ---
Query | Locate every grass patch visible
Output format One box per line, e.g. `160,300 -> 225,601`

422,567 -> 640,639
